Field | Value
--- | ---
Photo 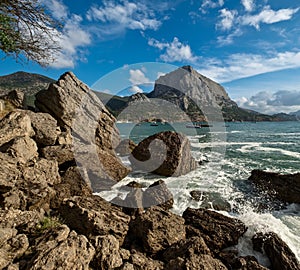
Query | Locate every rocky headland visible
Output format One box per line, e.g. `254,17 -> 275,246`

0,72 -> 299,269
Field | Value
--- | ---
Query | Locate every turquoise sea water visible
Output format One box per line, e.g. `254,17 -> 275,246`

101,121 -> 300,266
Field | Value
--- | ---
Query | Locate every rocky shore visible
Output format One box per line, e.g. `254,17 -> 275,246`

0,72 -> 299,269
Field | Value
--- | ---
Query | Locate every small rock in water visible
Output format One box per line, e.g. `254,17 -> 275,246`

190,190 -> 231,212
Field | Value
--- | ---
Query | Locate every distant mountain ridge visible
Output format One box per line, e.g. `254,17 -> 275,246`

0,70 -> 297,122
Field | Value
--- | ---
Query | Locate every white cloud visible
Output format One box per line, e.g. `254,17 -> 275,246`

196,51 -> 300,83
217,29 -> 243,45
235,91 -> 300,114
148,37 -> 198,62
241,6 -> 300,29
40,0 -> 68,20
86,1 -> 161,31
51,15 -> 91,68
129,69 -> 150,85
130,85 -> 144,93
241,0 -> 255,12
216,9 -> 238,31
200,0 -> 224,13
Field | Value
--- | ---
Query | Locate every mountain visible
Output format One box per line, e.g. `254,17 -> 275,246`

101,66 -> 276,122
0,71 -> 55,107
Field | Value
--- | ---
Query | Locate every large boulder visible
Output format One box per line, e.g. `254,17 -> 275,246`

183,208 -> 247,253
249,170 -> 300,204
253,232 -> 300,270
35,72 -> 130,183
116,139 -> 137,156
128,206 -> 186,254
4,90 -> 25,108
129,131 -> 197,176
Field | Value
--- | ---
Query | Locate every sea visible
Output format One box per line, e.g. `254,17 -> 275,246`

98,121 -> 300,267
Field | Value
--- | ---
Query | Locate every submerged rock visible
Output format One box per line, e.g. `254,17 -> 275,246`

253,232 -> 300,270
129,131 -> 197,177
249,170 -> 300,204
190,190 -> 231,212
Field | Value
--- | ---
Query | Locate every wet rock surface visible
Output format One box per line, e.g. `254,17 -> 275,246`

252,232 -> 300,270
249,169 -> 300,204
129,131 -> 197,176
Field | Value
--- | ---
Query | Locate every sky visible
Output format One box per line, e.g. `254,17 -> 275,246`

1,0 -> 300,114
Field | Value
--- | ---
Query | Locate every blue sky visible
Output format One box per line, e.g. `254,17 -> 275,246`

1,0 -> 300,114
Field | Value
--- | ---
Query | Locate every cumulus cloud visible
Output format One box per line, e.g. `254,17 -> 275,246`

241,0 -> 255,12
51,15 -> 91,68
129,69 -> 150,85
148,37 -> 198,62
241,6 -> 300,30
196,51 -> 300,83
216,9 -> 238,30
235,91 -> 300,114
200,0 -> 224,13
86,1 -> 161,31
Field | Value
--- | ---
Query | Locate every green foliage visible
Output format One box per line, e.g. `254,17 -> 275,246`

36,216 -> 62,232
0,0 -> 62,66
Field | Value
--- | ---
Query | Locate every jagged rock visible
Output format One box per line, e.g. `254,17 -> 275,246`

162,236 -> 211,260
219,250 -> 268,270
35,72 -> 130,182
4,90 -> 25,108
129,206 -> 186,254
27,111 -> 59,146
0,209 -> 43,234
143,180 -> 174,210
0,153 -> 21,194
26,225 -> 95,270
21,159 -> 61,212
58,195 -> 130,245
0,111 -> 34,147
92,235 -> 123,269
129,131 -> 197,177
57,131 -> 72,145
165,254 -> 227,270
190,190 -> 231,212
183,208 -> 247,253
0,228 -> 29,269
116,139 -> 137,156
51,166 -> 92,209
0,136 -> 38,164
130,251 -> 164,270
249,170 -> 300,204
252,232 -> 300,270
41,144 -> 74,166
119,262 -> 135,270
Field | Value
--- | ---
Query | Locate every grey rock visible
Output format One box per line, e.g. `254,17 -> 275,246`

130,131 -> 197,177
35,72 -> 130,182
